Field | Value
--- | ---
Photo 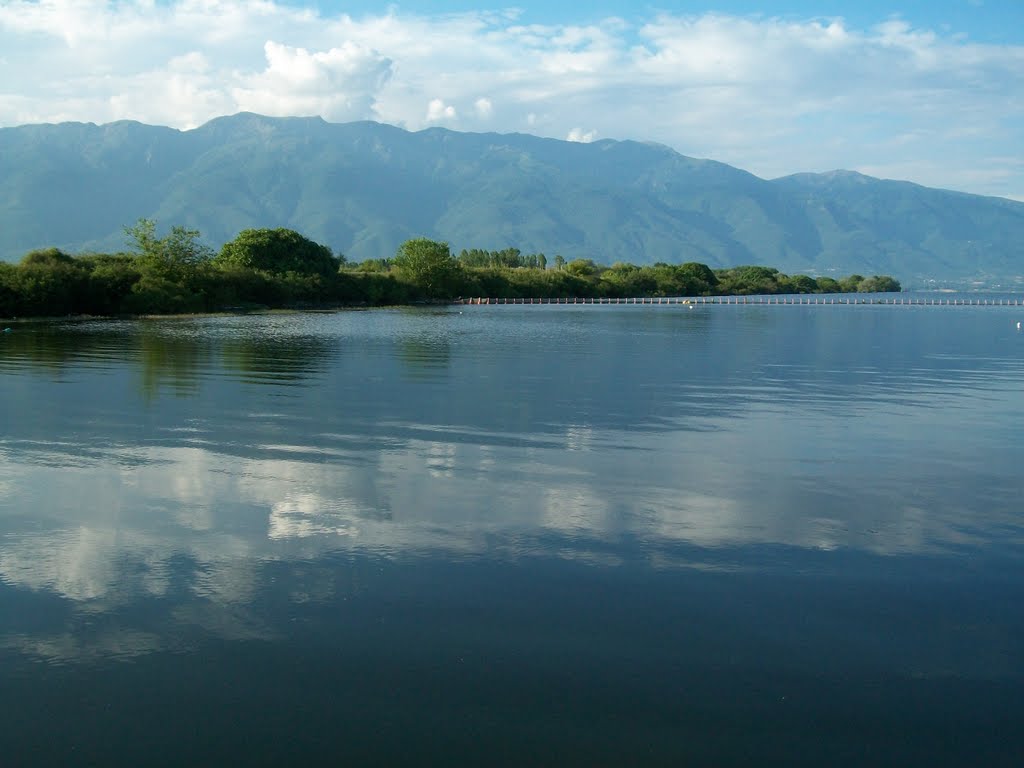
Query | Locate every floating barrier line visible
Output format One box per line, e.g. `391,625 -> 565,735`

455,296 -> 1023,306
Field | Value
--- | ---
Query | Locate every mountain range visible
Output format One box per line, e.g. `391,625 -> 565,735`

1,112 -> 1022,285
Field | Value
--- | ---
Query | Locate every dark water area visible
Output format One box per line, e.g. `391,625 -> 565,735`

1,304 -> 1023,765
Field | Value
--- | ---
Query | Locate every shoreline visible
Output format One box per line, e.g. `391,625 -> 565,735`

9,290 -> 1024,326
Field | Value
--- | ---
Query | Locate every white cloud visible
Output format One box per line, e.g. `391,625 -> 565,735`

0,2 -> 1022,197
232,40 -> 392,121
425,97 -> 457,123
566,127 -> 597,143
473,97 -> 493,119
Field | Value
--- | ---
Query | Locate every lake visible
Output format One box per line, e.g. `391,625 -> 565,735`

1,302 -> 1023,765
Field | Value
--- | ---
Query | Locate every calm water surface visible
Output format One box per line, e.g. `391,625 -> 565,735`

1,304 -> 1023,765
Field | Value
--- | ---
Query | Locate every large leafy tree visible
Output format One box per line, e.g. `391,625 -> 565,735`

124,218 -> 213,283
393,238 -> 460,298
856,275 -> 901,293
216,228 -> 340,277
677,262 -> 718,293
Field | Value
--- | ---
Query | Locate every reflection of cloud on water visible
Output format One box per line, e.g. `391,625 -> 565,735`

170,602 -> 274,643
640,491 -> 748,547
0,528 -> 170,604
541,486 -> 611,533
269,493 -> 359,539
3,428 -> 1016,606
564,426 -> 594,452
426,441 -> 457,478
0,600 -> 273,665
1,405 -> 1022,668
188,538 -> 263,606
2,629 -> 164,664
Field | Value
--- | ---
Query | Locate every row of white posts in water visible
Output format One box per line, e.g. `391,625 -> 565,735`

457,296 -> 1024,306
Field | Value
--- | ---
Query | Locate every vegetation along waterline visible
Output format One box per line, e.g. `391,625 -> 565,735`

0,222 -> 901,319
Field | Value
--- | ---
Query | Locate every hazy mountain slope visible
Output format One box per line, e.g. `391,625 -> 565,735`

771,171 -> 1024,279
1,113 -> 1022,282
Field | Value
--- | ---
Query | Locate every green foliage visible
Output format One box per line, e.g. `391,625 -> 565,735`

715,265 -> 782,295
856,275 -> 902,293
776,274 -> 819,294
815,277 -> 840,293
678,262 -> 718,291
216,228 -> 340,277
5,251 -> 89,315
80,254 -> 142,315
457,247 -> 547,269
393,238 -> 460,298
458,266 -> 592,299
353,258 -> 391,273
838,274 -> 865,293
0,265 -> 19,318
0,225 -> 901,319
600,263 -> 658,297
122,273 -> 202,315
565,258 -> 600,277
351,272 -> 412,305
20,248 -> 76,268
124,218 -> 213,285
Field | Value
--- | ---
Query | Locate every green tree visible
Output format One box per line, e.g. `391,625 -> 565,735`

20,247 -> 76,268
393,238 -> 460,298
9,248 -> 90,315
496,247 -> 522,268
80,254 -> 142,315
785,274 -> 819,294
458,248 -> 490,267
837,274 -> 864,293
355,258 -> 392,273
216,228 -> 340,277
554,254 -> 565,271
565,258 -> 599,277
857,275 -> 901,293
675,262 -> 718,295
0,263 -> 17,317
815,277 -> 840,293
715,265 -> 781,294
124,218 -> 213,284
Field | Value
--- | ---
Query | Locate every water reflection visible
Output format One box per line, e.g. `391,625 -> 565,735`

1,306 -> 1024,663
138,326 -> 211,399
0,315 -> 339,398
397,336 -> 451,377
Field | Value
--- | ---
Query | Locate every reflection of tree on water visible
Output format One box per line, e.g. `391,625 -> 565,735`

219,334 -> 334,386
3,319 -> 336,398
0,322 -> 129,377
0,320 -> 209,399
393,307 -> 453,377
397,336 -> 451,377
136,322 -> 335,399
138,325 -> 211,400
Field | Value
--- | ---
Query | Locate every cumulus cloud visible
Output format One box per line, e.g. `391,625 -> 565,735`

425,97 -> 457,123
232,40 -> 392,121
473,97 -> 493,119
0,2 -> 1022,197
566,127 -> 597,143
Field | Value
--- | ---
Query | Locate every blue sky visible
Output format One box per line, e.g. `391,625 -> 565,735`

309,1 -> 1024,42
1,1 -> 1022,199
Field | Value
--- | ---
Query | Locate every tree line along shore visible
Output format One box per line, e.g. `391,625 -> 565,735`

0,223 -> 901,319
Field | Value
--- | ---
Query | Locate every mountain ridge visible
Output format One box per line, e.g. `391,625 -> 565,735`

2,112 -> 1022,284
